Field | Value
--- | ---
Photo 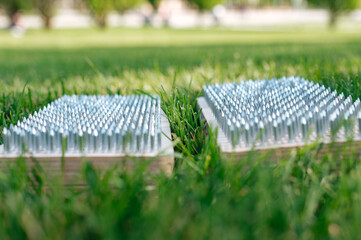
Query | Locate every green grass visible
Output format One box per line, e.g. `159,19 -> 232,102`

1,28 -> 361,239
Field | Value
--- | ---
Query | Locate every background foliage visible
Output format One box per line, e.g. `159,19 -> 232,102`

31,0 -> 57,29
1,0 -> 361,29
186,0 -> 223,10
306,0 -> 361,26
0,0 -> 31,18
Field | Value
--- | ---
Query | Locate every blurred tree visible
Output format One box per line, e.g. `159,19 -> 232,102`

31,0 -> 57,29
84,0 -> 145,28
84,0 -> 113,28
147,0 -> 161,11
113,0 -> 144,13
257,0 -> 291,6
186,0 -> 224,10
225,0 -> 253,8
306,0 -> 361,27
0,0 -> 31,26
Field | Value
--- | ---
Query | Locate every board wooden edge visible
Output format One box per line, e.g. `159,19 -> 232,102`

0,110 -> 175,180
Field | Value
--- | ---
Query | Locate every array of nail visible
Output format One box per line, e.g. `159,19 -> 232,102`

203,76 -> 361,147
2,95 -> 162,154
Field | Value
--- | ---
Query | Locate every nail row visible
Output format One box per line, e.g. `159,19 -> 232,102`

2,95 -> 162,154
203,76 -> 361,147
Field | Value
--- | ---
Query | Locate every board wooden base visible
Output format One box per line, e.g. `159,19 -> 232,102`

0,111 -> 174,183
197,97 -> 361,161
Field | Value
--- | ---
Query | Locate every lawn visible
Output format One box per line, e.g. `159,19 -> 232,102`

0,28 -> 361,239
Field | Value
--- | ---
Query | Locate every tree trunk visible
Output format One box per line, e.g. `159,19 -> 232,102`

328,9 -> 338,29
9,9 -> 20,28
97,15 -> 107,29
44,15 -> 52,30
10,13 -> 17,28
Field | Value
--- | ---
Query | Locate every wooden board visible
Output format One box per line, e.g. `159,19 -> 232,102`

0,111 -> 174,182
197,97 -> 361,160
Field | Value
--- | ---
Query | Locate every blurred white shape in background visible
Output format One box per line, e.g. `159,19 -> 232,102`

213,5 -> 227,20
53,9 -> 91,28
10,25 -> 25,38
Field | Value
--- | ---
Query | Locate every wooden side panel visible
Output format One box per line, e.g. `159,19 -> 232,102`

0,111 -> 174,184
